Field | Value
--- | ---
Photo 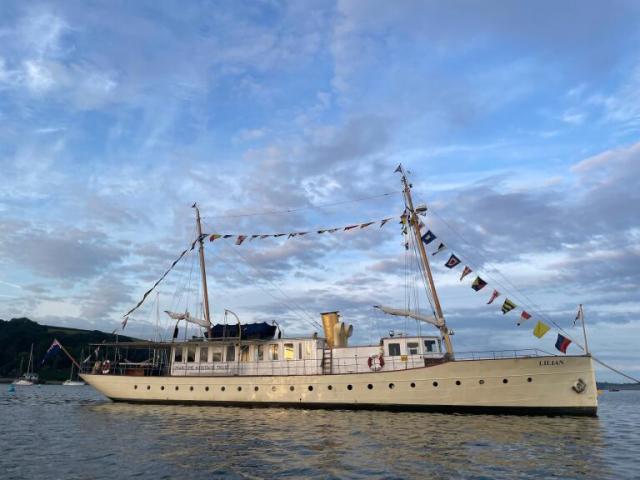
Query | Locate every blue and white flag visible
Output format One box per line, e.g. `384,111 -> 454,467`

41,339 -> 62,365
421,230 -> 436,245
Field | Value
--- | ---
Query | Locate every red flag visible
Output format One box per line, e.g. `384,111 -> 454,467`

459,266 -> 472,281
517,311 -> 532,326
486,289 -> 500,304
235,235 -> 247,245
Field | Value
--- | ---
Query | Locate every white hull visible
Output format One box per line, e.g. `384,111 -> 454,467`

82,354 -> 597,415
12,379 -> 34,386
62,380 -> 86,386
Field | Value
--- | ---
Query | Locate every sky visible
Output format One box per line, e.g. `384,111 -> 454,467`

0,1 -> 639,381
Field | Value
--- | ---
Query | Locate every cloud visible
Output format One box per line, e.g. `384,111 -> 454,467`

0,220 -> 127,280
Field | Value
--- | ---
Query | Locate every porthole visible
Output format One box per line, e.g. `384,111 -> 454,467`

527,377 -> 533,383
190,386 -> 194,391
221,386 -> 226,392
254,386 -> 259,392
205,386 -> 209,392
308,385 -> 314,391
347,384 -> 353,390
175,386 -> 179,391
290,386 -> 295,392
410,382 -> 416,388
479,379 -> 485,385
134,385 -> 138,390
367,384 -> 373,390
161,386 -> 165,391
432,381 -> 438,387
503,378 -> 508,384
237,386 -> 242,392
327,385 -> 333,390
272,386 -> 277,392
389,383 -> 395,389
455,380 -> 461,386
146,385 -> 151,390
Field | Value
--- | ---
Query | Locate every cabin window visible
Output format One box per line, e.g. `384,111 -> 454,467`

298,343 -> 303,360
305,342 -> 313,358
407,342 -> 419,355
284,343 -> 295,361
200,347 -> 209,363
388,343 -> 401,356
187,347 -> 196,362
424,340 -> 436,353
240,345 -> 250,363
174,348 -> 183,363
211,347 -> 222,362
255,345 -> 264,361
269,344 -> 279,361
226,344 -> 236,362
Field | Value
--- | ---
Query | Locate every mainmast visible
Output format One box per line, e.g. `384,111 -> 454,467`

193,203 -> 212,338
397,166 -> 454,358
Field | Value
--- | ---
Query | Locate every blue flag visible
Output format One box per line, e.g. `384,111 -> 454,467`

421,230 -> 436,245
41,339 -> 62,365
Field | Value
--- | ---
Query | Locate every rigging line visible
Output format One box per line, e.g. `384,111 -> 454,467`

592,356 -> 640,384
428,208 -> 557,319
201,191 -> 402,220
426,208 -> 582,347
215,242 -> 324,331
410,229 -> 436,317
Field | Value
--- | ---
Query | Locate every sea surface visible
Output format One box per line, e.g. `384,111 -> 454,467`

1,386 -> 638,480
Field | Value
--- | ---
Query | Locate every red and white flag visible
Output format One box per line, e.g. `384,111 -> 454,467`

517,310 -> 532,326
486,289 -> 500,304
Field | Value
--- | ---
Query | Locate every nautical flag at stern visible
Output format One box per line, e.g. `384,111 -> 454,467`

533,321 -> 550,338
432,243 -> 446,256
501,298 -> 517,314
555,334 -> 572,353
471,276 -> 488,291
459,266 -> 473,281
517,311 -> 532,326
444,254 -> 461,269
486,289 -> 500,304
41,339 -> 62,365
421,230 -> 436,245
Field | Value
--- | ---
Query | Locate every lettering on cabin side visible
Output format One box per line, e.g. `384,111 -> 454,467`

538,359 -> 564,366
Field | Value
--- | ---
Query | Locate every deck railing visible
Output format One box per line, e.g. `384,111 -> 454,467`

83,349 -> 555,377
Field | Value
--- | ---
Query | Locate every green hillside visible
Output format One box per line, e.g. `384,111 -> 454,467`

0,317 -> 138,382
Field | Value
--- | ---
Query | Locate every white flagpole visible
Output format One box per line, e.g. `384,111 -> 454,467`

579,304 -> 589,355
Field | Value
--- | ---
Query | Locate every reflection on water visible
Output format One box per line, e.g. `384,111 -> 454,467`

1,386 -> 638,479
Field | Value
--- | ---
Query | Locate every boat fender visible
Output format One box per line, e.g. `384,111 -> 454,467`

572,378 -> 586,394
102,360 -> 111,375
367,355 -> 385,371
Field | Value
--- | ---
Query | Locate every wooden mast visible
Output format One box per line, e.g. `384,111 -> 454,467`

398,166 -> 454,358
193,203 -> 213,338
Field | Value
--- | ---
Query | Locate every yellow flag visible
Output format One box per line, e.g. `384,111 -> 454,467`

533,321 -> 550,338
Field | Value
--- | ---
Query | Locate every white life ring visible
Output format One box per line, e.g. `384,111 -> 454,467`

368,354 -> 385,371
101,360 -> 111,375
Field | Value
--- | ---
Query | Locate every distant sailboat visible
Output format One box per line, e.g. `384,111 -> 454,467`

63,363 -> 86,386
13,344 -> 39,386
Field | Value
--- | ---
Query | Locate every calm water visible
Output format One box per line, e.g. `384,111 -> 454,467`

1,386 -> 638,479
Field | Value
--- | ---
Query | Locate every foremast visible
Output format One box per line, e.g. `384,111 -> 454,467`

398,166 -> 454,358
193,203 -> 213,338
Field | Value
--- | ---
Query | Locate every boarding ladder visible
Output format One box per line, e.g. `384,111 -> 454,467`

321,348 -> 333,374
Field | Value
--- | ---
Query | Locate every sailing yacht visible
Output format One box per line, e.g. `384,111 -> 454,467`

13,344 -> 38,386
80,169 -> 597,415
63,364 -> 86,386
